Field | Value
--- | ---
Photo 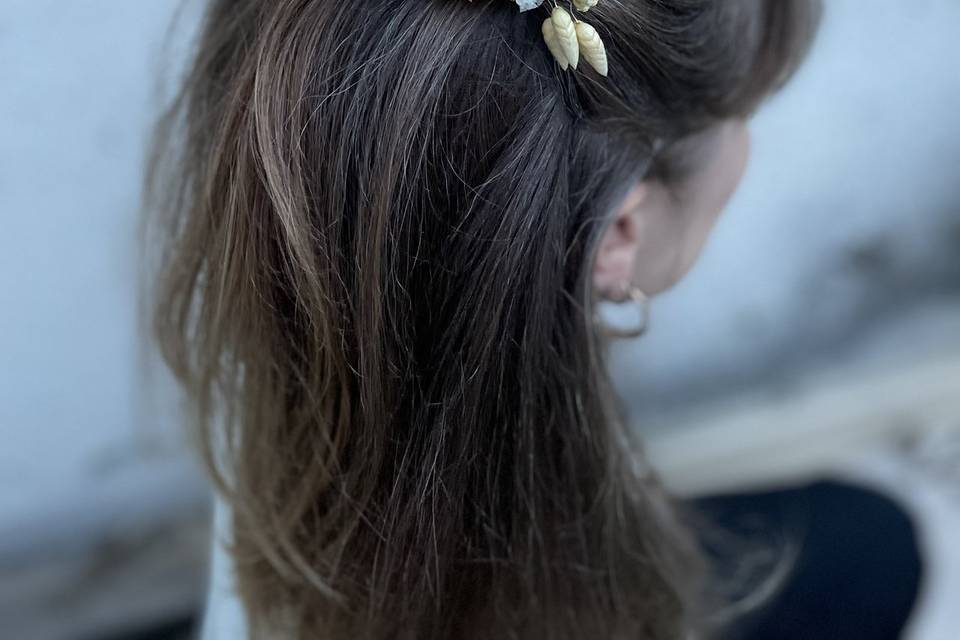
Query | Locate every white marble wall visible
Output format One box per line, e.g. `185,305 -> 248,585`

0,2 -> 208,636
0,0 -> 210,537
611,0 -> 960,420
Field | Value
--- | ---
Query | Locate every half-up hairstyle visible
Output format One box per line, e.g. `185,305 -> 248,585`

146,1 -> 819,638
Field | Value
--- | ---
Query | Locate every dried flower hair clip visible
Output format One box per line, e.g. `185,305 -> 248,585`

512,0 -> 608,76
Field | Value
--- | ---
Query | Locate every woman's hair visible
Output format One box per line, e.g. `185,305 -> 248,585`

146,1 -> 818,638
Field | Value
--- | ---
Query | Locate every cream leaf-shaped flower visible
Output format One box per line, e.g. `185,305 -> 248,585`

575,21 -> 608,76
542,19 -> 569,70
550,7 -> 579,69
573,0 -> 599,11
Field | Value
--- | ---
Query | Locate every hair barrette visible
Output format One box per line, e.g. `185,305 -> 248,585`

511,0 -> 608,76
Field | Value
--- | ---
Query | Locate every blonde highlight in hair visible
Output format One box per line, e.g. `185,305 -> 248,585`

145,1 -> 819,638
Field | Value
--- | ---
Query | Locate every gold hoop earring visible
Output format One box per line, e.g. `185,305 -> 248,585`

598,283 -> 650,339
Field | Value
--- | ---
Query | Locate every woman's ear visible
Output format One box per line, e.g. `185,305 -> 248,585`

593,182 -> 646,299
592,120 -> 751,301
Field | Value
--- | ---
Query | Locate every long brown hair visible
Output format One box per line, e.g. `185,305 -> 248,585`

146,1 -> 819,638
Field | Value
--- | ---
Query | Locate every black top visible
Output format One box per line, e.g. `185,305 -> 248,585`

695,480 -> 923,640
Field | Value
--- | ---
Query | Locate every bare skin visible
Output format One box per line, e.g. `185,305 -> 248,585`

594,120 -> 751,299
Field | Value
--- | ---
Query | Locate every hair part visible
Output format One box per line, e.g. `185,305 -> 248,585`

145,1 -> 819,638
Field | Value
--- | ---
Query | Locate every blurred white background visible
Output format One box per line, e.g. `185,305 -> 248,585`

1,1 -> 958,638
615,0 -> 960,417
